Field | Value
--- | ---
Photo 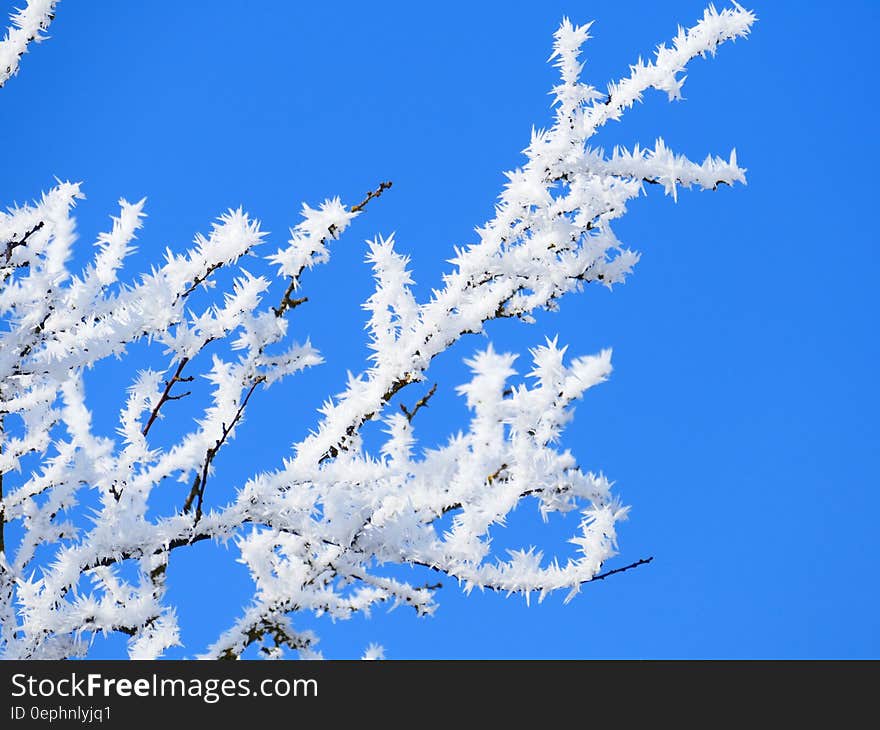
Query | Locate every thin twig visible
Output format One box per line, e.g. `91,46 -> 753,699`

486,463 -> 508,485
350,181 -> 392,213
3,222 -> 43,264
142,357 -> 191,436
400,383 -> 437,423
183,181 -> 395,510
273,181 -> 393,319
587,556 -> 653,583
182,261 -> 223,297
272,292 -> 307,318
184,379 -> 262,523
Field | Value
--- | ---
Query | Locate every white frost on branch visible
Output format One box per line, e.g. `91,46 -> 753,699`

0,0 -> 58,87
0,3 -> 755,659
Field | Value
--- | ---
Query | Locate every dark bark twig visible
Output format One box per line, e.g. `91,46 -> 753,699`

400,383 -> 437,423
273,180 -> 393,319
183,379 -> 262,523
588,556 -> 653,583
142,357 -> 191,436
3,222 -> 43,264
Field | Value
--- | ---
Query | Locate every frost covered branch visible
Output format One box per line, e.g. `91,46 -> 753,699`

0,0 -> 58,87
0,4 -> 754,659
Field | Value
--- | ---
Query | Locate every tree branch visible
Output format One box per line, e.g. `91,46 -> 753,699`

183,378 -> 263,523
178,182 -> 395,515
271,293 -> 307,318
141,357 -> 191,437
182,262 -> 223,298
350,180 -> 393,214
3,221 -> 43,264
273,180 -> 393,319
218,617 -> 315,660
588,556 -> 653,583
400,383 -> 437,423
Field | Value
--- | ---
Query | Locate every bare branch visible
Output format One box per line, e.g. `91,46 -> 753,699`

350,180 -> 393,214
589,557 -> 654,583
400,383 -> 437,423
142,357 -> 190,437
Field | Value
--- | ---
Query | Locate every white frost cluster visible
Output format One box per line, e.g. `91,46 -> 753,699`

0,0 -> 57,87
0,3 -> 754,658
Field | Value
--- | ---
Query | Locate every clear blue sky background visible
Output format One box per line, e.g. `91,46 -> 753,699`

1,0 -> 877,659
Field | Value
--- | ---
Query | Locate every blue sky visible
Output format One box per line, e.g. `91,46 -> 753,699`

1,0 -> 877,658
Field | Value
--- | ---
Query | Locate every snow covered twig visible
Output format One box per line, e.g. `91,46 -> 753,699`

0,0 -> 58,87
0,4 -> 754,658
